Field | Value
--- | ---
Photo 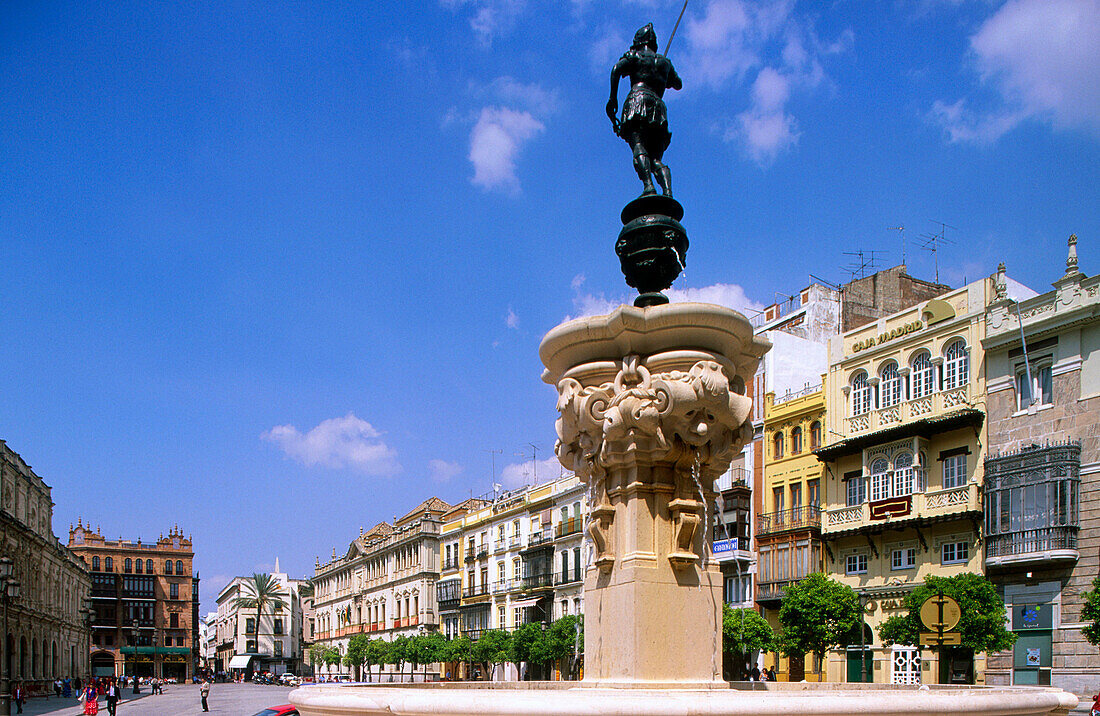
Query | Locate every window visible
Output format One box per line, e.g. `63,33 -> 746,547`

274,618 -> 283,635
1016,362 -> 1053,410
807,480 -> 820,508
846,554 -> 868,575
145,559 -> 153,573
941,541 -> 969,564
773,486 -> 785,514
246,639 -> 256,653
92,556 -> 100,571
165,560 -> 173,575
273,640 -> 282,657
169,582 -> 179,599
573,547 -> 581,582
790,426 -> 803,454
512,558 -> 521,580
124,559 -> 132,573
851,371 -> 872,416
176,560 -> 184,574
846,472 -> 866,507
910,352 -> 934,399
892,452 -> 915,497
105,557 -> 113,571
513,607 -> 522,628
891,548 -> 916,570
135,559 -> 142,574
943,453 -> 967,489
169,613 -> 179,628
497,562 -> 505,582
809,422 -> 821,450
943,339 -> 969,390
561,551 -> 569,582
869,458 -> 889,502
773,431 -> 785,459
789,483 -> 802,513
498,606 -> 506,628
880,361 -> 902,407
246,618 -> 256,634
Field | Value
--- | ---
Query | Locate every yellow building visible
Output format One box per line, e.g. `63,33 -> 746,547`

758,386 -> 826,681
816,278 -> 993,685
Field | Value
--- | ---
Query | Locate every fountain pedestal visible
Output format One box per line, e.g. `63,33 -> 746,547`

540,302 -> 768,685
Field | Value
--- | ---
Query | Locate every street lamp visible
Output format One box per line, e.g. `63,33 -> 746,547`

0,557 -> 21,716
130,620 -> 140,694
857,589 -> 868,684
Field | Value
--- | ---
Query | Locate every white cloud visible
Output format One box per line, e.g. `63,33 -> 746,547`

469,106 -> 545,193
730,67 -> 800,164
933,0 -> 1100,143
261,413 -> 400,476
499,455 -> 566,488
428,459 -> 464,483
487,76 -> 561,117
567,281 -> 765,320
589,26 -> 627,75
442,0 -> 527,45
505,307 -> 520,329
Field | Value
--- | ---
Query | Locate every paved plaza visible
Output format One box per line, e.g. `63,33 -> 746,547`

10,684 -> 295,716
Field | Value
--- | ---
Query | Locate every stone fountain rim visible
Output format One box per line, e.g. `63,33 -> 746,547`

539,302 -> 770,385
290,682 -> 1081,716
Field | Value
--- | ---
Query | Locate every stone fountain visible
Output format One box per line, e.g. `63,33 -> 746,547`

289,22 -> 1080,716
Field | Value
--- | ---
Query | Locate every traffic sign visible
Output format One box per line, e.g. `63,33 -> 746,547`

920,631 -> 962,646
920,594 -> 961,632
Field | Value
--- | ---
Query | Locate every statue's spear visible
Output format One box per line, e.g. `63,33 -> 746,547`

663,0 -> 690,57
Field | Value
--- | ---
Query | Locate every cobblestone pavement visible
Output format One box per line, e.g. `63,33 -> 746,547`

11,684 -> 295,716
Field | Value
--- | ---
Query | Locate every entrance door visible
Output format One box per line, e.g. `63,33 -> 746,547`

891,646 -> 920,685
91,653 -> 115,677
845,648 -> 872,682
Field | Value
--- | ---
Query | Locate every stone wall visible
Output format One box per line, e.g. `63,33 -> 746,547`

840,266 -> 951,332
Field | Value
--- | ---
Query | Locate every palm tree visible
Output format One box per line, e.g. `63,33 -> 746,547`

233,573 -> 289,664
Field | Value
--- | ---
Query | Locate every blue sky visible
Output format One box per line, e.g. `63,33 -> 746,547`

1,0 -> 1097,611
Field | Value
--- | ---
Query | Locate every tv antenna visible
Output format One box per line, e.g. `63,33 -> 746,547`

887,226 -> 906,264
841,249 -> 884,281
514,443 -> 541,486
485,449 -> 502,491
918,221 -> 956,284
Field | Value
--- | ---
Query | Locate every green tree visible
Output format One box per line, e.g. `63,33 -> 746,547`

362,638 -> 389,682
409,631 -> 447,680
472,629 -> 512,679
877,573 -> 1016,653
344,633 -> 370,681
722,604 -> 774,664
385,635 -> 409,679
778,573 -> 862,662
1081,576 -> 1100,646
544,616 -> 583,679
232,573 -> 289,659
443,636 -> 473,680
508,623 -> 544,678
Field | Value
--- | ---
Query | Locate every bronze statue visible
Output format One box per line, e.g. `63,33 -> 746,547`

606,24 -> 682,197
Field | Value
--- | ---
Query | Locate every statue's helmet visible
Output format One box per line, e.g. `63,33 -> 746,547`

632,23 -> 658,51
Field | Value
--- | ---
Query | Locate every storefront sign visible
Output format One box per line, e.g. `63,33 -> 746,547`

1012,604 -> 1052,630
852,321 -> 924,352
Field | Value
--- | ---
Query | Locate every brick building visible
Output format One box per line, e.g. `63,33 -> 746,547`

68,524 -> 198,681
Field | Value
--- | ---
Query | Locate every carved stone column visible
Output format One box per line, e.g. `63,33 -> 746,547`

540,303 -> 768,686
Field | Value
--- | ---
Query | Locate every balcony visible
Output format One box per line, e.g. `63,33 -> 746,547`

845,386 -> 972,436
493,540 -> 507,553
392,616 -> 420,629
555,571 -> 582,586
508,535 -> 522,548
756,580 -> 793,602
442,558 -> 460,572
986,526 -> 1079,567
493,579 -> 523,594
555,518 -> 583,538
756,506 -> 821,536
522,572 -> 553,591
524,530 -> 554,550
823,483 -> 980,535
462,584 -> 491,599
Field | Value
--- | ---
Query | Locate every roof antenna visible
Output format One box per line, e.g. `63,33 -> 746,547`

918,220 -> 956,284
887,226 -> 906,265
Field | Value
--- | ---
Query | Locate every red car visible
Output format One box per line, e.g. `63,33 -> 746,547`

251,707 -> 298,716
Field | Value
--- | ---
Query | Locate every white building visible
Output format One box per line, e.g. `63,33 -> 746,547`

214,559 -> 308,677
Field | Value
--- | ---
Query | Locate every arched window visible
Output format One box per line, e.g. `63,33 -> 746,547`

105,557 -> 113,571
92,556 -> 100,571
851,371 -> 872,416
176,560 -> 184,574
124,558 -> 132,573
790,426 -> 803,454
773,431 -> 785,459
893,452 -> 915,496
165,560 -> 173,575
943,339 -> 969,390
869,457 -> 889,502
810,421 -> 822,450
135,559 -> 143,574
146,559 -> 154,574
910,352 -> 934,399
880,361 -> 902,407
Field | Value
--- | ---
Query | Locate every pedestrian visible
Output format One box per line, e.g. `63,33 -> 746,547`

55,677 -> 63,698
80,681 -> 99,715
200,678 -> 211,712
12,680 -> 24,714
104,678 -> 120,716
750,665 -> 760,681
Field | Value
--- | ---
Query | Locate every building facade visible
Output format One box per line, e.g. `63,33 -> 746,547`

981,241 -> 1100,693
817,277 -> 995,685
312,498 -> 452,680
68,523 -> 196,681
214,561 -> 307,678
0,441 -> 92,686
758,386 -> 826,681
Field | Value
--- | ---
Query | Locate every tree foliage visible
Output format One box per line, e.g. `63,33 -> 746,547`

722,604 -> 774,658
472,629 -> 512,675
508,623 -> 543,670
876,573 -> 1016,653
778,572 -> 862,660
344,633 -> 371,679
1082,576 -> 1100,646
232,573 -> 288,655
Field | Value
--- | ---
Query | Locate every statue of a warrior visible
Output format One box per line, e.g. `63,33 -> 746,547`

606,23 -> 682,197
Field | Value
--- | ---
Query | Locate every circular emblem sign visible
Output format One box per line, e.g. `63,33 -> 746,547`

919,594 -> 961,632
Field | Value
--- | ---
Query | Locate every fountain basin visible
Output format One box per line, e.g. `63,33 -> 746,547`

289,681 -> 1080,716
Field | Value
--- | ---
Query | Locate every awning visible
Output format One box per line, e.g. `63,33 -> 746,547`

813,409 -> 984,461
229,655 -> 253,669
510,598 -> 543,609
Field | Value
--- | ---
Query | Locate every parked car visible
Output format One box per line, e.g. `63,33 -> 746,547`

250,706 -> 298,716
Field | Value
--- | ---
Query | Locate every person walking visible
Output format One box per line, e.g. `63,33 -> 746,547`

200,678 -> 211,712
80,681 -> 100,715
104,679 -> 120,716
12,680 -> 24,714
54,677 -> 62,698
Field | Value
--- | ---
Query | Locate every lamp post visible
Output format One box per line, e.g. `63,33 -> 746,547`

857,589 -> 868,684
130,620 -> 140,694
0,557 -> 22,716
79,599 -> 95,681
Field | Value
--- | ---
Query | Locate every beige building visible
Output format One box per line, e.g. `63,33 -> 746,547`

68,523 -> 197,681
817,277 -> 997,685
0,440 -> 92,687
981,240 -> 1100,694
